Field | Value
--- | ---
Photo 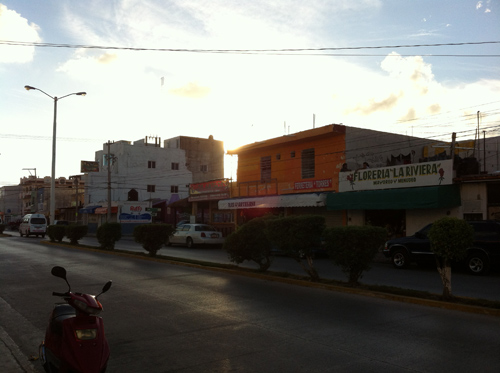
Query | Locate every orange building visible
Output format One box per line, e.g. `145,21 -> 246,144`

220,124 -> 348,227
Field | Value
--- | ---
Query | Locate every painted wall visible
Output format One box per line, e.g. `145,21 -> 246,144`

233,124 -> 346,196
344,126 -> 429,170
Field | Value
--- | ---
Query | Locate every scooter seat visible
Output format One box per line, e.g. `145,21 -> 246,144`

50,304 -> 76,334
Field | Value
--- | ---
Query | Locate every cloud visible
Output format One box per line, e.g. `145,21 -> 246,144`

98,53 -> 118,64
0,4 -> 40,63
348,92 -> 404,115
427,103 -> 441,115
169,82 -> 210,98
400,107 -> 416,122
476,0 -> 492,13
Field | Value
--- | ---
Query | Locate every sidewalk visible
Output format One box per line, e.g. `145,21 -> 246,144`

0,326 -> 37,373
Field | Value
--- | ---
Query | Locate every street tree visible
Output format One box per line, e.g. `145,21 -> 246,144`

267,215 -> 326,281
324,225 -> 386,286
428,217 -> 474,299
224,215 -> 276,272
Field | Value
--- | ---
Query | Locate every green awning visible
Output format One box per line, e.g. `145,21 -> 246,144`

326,185 -> 461,210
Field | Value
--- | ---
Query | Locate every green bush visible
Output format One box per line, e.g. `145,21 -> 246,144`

224,215 -> 277,272
267,215 -> 326,281
428,217 -> 474,299
47,225 -> 66,242
324,225 -> 386,286
0,224 -> 5,234
97,222 -> 122,250
65,224 -> 88,245
134,224 -> 175,256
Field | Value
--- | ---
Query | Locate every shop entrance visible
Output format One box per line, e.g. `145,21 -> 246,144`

365,210 -> 406,239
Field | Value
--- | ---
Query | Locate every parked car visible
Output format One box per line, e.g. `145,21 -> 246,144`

52,220 -> 69,226
167,224 -> 224,248
176,220 -> 190,227
383,220 -> 500,275
19,213 -> 47,238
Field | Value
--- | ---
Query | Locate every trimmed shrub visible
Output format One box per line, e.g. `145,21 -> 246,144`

324,225 -> 386,286
97,222 -> 122,250
134,224 -> 174,256
47,225 -> 66,242
224,215 -> 277,272
65,224 -> 88,245
428,217 -> 474,299
267,215 -> 326,281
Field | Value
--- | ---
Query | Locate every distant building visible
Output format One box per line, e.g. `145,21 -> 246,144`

0,185 -> 22,224
81,135 -> 224,232
16,176 -> 84,223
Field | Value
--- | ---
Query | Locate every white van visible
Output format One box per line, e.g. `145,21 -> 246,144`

19,214 -> 47,238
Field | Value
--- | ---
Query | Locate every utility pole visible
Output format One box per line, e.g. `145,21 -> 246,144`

450,133 -> 456,169
70,175 -> 81,223
107,141 -> 112,222
22,168 -> 37,213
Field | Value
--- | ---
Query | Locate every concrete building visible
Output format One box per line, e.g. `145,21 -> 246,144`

15,176 -> 84,223
81,135 -> 224,232
0,185 -> 22,224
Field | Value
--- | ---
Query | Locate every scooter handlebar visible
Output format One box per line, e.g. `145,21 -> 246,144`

52,291 -> 68,297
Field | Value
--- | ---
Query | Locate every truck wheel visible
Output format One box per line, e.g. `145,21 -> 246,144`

392,248 -> 410,269
466,252 -> 489,275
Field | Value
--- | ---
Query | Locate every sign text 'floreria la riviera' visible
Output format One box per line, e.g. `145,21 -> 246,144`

338,159 -> 453,192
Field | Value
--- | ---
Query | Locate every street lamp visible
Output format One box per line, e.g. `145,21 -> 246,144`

24,85 -> 86,224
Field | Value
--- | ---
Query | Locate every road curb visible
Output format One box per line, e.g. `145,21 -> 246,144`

41,240 -> 500,317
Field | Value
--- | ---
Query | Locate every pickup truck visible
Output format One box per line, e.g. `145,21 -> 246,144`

383,220 -> 500,275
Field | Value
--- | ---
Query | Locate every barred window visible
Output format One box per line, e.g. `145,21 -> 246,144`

260,156 -> 271,181
301,148 -> 315,179
147,185 -> 156,193
171,185 -> 179,193
148,161 -> 156,169
171,162 -> 179,170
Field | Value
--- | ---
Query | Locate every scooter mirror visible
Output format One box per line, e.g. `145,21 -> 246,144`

102,281 -> 112,293
51,266 -> 67,279
97,281 -> 112,298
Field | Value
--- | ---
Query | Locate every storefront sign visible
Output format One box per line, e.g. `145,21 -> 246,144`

339,159 -> 453,192
80,160 -> 99,172
294,178 -> 332,190
189,179 -> 230,201
119,201 -> 152,223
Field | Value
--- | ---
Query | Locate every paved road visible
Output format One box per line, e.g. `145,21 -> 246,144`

1,235 -> 500,372
76,234 -> 500,301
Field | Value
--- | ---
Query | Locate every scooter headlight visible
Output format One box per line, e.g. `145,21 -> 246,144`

72,299 -> 102,315
75,329 -> 98,340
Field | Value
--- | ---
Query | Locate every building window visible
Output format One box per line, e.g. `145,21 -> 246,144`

301,148 -> 315,179
291,151 -> 295,158
276,154 -> 281,160
147,185 -> 156,193
171,162 -> 179,170
171,185 -> 179,193
200,165 -> 208,172
148,161 -> 156,169
260,156 -> 271,181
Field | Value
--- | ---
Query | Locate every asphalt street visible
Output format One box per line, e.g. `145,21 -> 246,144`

1,232 -> 500,372
75,234 -> 500,302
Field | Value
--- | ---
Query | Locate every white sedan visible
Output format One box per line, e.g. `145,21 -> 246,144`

167,224 -> 224,248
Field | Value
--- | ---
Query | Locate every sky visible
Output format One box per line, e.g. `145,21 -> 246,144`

0,0 -> 499,187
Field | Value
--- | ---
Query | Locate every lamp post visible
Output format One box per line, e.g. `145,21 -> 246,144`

24,85 -> 86,224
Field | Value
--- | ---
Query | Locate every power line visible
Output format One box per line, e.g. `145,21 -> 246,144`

1,40 -> 499,57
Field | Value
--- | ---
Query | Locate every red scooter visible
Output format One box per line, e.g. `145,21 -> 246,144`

40,266 -> 112,373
